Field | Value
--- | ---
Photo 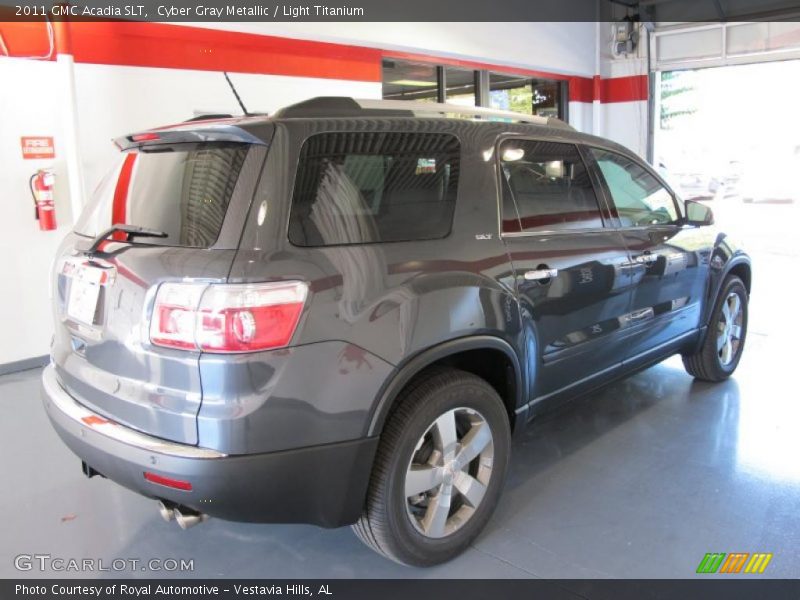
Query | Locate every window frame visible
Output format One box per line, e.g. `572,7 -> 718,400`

382,58 -> 569,121
580,143 -> 686,230
286,129 -> 462,248
493,134 -> 615,239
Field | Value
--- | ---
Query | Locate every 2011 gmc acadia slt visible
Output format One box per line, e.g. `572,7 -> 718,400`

42,98 -> 751,566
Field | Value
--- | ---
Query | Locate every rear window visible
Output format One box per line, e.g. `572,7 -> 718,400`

288,132 -> 460,246
75,143 -> 250,248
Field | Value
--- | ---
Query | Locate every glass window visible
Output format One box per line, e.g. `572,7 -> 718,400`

74,143 -> 250,248
489,74 -> 564,118
289,132 -> 460,246
444,66 -> 476,107
382,59 -> 438,102
589,148 -> 680,227
499,140 -> 604,233
531,79 -> 562,118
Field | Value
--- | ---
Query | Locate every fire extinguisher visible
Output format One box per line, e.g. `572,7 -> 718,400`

29,168 -> 57,231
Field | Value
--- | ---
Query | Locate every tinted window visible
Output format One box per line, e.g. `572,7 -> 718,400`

75,143 -> 249,248
289,132 -> 459,246
499,140 -> 604,233
590,148 -> 679,226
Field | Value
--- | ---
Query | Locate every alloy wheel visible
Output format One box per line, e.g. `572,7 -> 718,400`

404,407 -> 494,539
717,291 -> 744,366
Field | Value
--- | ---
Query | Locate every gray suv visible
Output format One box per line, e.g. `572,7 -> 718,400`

43,97 -> 751,566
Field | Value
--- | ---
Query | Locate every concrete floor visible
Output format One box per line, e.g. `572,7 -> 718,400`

1,200 -> 798,579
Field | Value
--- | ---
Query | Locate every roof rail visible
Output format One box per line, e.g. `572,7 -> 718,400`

273,97 -> 413,119
273,97 -> 573,129
355,99 -> 555,125
184,113 -> 233,122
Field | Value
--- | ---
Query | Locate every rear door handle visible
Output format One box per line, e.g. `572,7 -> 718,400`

634,253 -> 658,264
524,268 -> 558,281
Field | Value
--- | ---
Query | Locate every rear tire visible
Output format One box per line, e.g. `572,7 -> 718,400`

353,368 -> 511,566
682,275 -> 748,382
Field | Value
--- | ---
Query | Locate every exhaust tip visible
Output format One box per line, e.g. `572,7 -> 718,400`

157,500 -> 175,522
174,508 -> 208,530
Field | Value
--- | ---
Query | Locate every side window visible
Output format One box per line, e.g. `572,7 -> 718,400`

499,140 -> 604,233
589,148 -> 680,227
289,132 -> 459,246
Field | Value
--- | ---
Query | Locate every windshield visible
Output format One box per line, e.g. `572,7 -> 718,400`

75,142 -> 251,248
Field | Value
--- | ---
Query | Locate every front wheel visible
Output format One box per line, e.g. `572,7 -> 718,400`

682,275 -> 748,381
352,368 -> 511,566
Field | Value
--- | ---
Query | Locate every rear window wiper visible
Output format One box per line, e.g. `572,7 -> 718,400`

87,224 -> 168,254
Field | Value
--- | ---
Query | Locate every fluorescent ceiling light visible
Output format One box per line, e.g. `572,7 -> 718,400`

391,79 -> 436,87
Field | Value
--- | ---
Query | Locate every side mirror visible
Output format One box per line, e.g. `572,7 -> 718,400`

685,200 -> 714,226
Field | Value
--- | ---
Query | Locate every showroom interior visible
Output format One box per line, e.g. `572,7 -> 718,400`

1,4 -> 799,579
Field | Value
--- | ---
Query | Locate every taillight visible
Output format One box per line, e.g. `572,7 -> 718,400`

150,281 -> 308,353
131,132 -> 160,142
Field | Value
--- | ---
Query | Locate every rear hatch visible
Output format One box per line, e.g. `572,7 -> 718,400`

51,122 -> 270,445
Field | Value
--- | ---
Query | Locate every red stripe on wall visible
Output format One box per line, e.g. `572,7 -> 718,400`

0,20 -> 54,58
0,21 -> 382,81
599,74 -> 648,103
69,22 -> 382,81
568,76 -> 594,103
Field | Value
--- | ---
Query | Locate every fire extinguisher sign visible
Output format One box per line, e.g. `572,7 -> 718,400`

20,136 -> 55,160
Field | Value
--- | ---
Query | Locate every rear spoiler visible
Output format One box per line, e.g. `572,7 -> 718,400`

114,122 -> 267,151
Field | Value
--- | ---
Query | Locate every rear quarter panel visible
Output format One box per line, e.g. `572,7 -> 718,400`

219,120 -> 523,452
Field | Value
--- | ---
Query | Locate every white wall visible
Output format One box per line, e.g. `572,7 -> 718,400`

0,58 -> 71,365
191,22 -> 599,77
597,22 -> 649,157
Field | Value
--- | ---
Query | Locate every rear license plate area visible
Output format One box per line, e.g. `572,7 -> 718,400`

65,263 -> 111,326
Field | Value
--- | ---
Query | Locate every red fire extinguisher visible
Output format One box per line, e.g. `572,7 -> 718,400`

29,169 -> 57,231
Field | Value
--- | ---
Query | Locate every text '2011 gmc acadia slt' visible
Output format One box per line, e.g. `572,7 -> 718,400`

42,97 -> 751,566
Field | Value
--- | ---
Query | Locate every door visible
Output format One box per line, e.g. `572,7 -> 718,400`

586,146 -> 708,361
497,138 -> 636,400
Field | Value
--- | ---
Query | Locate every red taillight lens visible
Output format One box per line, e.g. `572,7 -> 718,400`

150,281 -> 308,353
131,132 -> 160,142
149,284 -> 206,350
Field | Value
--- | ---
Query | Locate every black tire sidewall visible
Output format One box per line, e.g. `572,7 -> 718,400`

382,374 -> 510,566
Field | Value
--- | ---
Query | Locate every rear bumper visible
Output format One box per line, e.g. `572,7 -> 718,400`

42,364 -> 378,527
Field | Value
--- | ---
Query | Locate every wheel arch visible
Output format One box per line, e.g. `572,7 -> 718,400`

703,254 -> 751,327
726,259 -> 752,295
366,336 -> 525,437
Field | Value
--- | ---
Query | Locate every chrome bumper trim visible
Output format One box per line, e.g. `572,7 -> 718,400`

42,363 -> 226,459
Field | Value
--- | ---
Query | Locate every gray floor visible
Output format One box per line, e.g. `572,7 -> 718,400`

1,201 -> 798,579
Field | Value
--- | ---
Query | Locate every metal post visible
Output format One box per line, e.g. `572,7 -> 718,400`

476,70 -> 490,108
593,21 -> 603,136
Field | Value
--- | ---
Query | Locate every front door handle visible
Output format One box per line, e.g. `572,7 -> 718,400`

621,254 -> 658,268
524,268 -> 558,281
